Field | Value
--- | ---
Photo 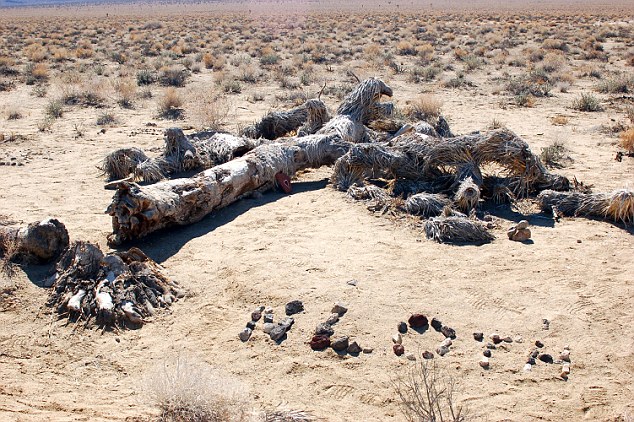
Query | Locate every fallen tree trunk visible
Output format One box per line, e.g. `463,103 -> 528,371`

241,99 -> 330,140
0,218 -> 69,263
106,134 -> 349,245
537,188 -> 634,224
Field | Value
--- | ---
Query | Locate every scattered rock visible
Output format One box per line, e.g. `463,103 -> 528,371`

263,323 -> 276,334
422,351 -> 434,359
486,343 -> 496,350
392,333 -> 403,345
502,336 -> 513,343
239,328 -> 252,342
508,220 -> 531,242
515,336 -> 524,343
269,325 -> 287,342
408,313 -> 428,328
251,310 -> 262,322
441,326 -> 456,339
473,332 -> 484,342
326,313 -> 339,325
530,349 -> 539,359
285,300 -> 304,316
483,349 -> 492,358
362,347 -> 373,354
523,363 -> 532,371
246,321 -> 256,330
331,336 -> 349,352
561,363 -> 571,378
542,319 -> 550,330
397,321 -> 408,333
263,313 -> 274,324
331,302 -> 348,316
436,345 -> 449,356
393,344 -> 405,356
431,318 -> 442,331
490,334 -> 502,344
310,335 -> 331,350
315,322 -> 334,337
527,357 -> 536,365
347,341 -> 362,354
406,353 -> 417,361
479,357 -> 490,369
560,350 -> 571,362
441,338 -> 452,348
279,317 -> 294,330
346,279 -> 358,286
264,307 -> 274,314
535,340 -> 544,348
516,220 -> 529,230
538,353 -> 554,364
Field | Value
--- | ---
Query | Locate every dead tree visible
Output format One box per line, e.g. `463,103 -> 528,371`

241,99 -> 330,140
106,134 -> 349,245
0,218 -> 69,263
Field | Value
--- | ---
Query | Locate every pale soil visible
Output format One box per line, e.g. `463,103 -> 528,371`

0,3 -> 633,422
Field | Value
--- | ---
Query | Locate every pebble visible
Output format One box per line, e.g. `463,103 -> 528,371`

441,326 -> 456,338
264,307 -> 274,314
542,319 -> 550,330
246,321 -> 256,330
441,338 -> 452,348
278,317 -> 294,330
406,353 -> 417,361
538,353 -> 554,364
239,328 -> 252,342
486,343 -> 496,350
502,336 -> 513,343
393,344 -> 405,356
483,349 -> 492,358
392,333 -> 403,345
561,363 -> 571,378
269,325 -> 287,342
263,314 -> 274,324
479,357 -> 490,369
326,313 -> 340,325
347,279 -> 358,286
331,302 -> 348,316
422,351 -> 434,359
560,350 -> 571,362
331,336 -> 349,352
473,332 -> 484,342
251,310 -> 262,322
515,336 -> 524,343
347,341 -> 362,354
535,340 -> 544,348
397,322 -> 408,333
362,347 -> 373,354
431,318 -> 443,331
263,323 -> 276,334
523,363 -> 532,371
408,313 -> 428,328
490,334 -> 502,344
516,220 -> 529,230
315,322 -> 334,337
436,345 -> 449,356
285,300 -> 304,316
530,349 -> 539,359
310,335 -> 331,350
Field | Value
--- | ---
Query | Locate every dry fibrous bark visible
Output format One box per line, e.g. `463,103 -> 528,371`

242,99 -> 330,140
537,188 -> 634,224
106,133 -> 349,245
47,241 -> 183,328
424,216 -> 495,244
405,193 -> 452,217
0,218 -> 69,263
100,128 -> 263,183
318,78 -> 394,143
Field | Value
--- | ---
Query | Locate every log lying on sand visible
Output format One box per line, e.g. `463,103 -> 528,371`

537,188 -> 634,224
241,99 -> 330,140
47,241 -> 183,327
106,133 -> 349,245
425,216 -> 495,244
100,128 -> 264,183
0,218 -> 69,263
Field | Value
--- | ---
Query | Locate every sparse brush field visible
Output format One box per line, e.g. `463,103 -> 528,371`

0,2 -> 633,421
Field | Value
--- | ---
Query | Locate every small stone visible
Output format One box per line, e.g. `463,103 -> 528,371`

310,335 -> 331,350
331,336 -> 349,352
538,353 -> 554,364
362,347 -> 373,354
315,322 -> 334,337
479,357 -> 490,369
285,300 -> 304,316
490,334 -> 502,344
264,307 -> 274,314
527,357 -> 536,365
347,279 -> 358,286
436,345 -> 449,356
441,325 -> 456,338
262,323 -> 276,334
278,317 -> 294,330
483,349 -> 492,358
523,363 -> 532,371
513,228 -> 531,242
406,353 -> 417,361
560,350 -> 571,362
331,302 -> 348,316
251,310 -> 262,322
516,220 -> 529,230
258,305 -> 266,311
392,333 -> 403,345
239,328 -> 252,342
486,343 -> 497,350
397,322 -> 408,333
473,332 -> 484,342
393,344 -> 405,356
483,214 -> 493,222
542,319 -> 550,330
561,363 -> 571,377
263,314 -> 274,323
530,349 -> 539,359
535,340 -> 544,348
441,338 -> 452,348
422,351 -> 434,359
431,318 -> 443,331
246,321 -> 256,330
502,336 -> 513,343
326,313 -> 340,325
515,336 -> 524,343
269,325 -> 287,342
347,341 -> 362,354
408,313 -> 428,328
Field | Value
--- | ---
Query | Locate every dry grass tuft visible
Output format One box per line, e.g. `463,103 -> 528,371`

404,94 -> 442,122
158,88 -> 184,119
619,128 -> 634,153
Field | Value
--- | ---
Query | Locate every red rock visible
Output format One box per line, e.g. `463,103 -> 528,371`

408,313 -> 428,328
393,344 -> 405,356
310,335 -> 331,350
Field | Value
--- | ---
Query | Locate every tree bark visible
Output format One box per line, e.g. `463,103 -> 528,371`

0,218 -> 69,263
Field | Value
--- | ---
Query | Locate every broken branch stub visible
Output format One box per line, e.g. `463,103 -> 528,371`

0,218 -> 69,263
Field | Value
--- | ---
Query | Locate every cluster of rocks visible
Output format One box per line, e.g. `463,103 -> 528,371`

393,314 -> 457,360
309,302 -> 368,355
525,340 -> 572,379
239,300 -> 304,343
473,332 -> 517,369
507,220 -> 531,242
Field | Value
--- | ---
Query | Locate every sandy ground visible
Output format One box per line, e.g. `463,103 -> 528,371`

1,4 -> 634,422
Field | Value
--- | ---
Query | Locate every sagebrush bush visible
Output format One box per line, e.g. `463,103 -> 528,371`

572,93 -> 603,112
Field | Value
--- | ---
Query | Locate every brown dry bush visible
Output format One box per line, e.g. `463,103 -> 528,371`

620,128 -> 634,153
158,87 -> 184,119
405,94 -> 442,121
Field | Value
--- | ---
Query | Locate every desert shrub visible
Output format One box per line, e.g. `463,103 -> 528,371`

25,63 -> 49,85
572,93 -> 603,112
514,93 -> 535,107
397,41 -> 417,56
7,109 -> 22,120
113,79 -> 137,108
222,80 -> 242,94
188,88 -> 230,131
542,39 -> 569,52
596,75 -> 633,94
136,69 -> 156,86
157,87 -> 184,119
45,99 -> 63,118
462,55 -> 483,71
24,44 -> 47,62
0,57 -> 18,76
109,51 -> 127,64
443,73 -> 471,89
405,94 -> 442,121
540,141 -> 571,168
506,71 -> 552,97
158,67 -> 188,87
620,128 -> 634,153
143,357 -> 249,422
392,359 -> 467,422
260,53 -> 280,66
96,112 -> 116,126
